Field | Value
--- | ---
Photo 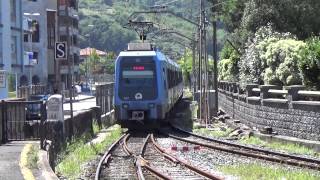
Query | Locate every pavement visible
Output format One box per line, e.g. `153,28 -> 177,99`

63,94 -> 97,118
0,141 -> 29,180
0,95 -> 97,180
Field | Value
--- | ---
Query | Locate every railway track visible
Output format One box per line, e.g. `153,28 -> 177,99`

162,124 -> 320,171
95,123 -> 319,180
95,131 -> 223,180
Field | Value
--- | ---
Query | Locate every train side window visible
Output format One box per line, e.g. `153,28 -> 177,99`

163,68 -> 167,89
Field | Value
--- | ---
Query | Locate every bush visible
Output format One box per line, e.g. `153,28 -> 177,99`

219,59 -> 233,81
239,25 -> 290,86
218,44 -> 240,82
299,37 -> 320,90
262,39 -> 306,86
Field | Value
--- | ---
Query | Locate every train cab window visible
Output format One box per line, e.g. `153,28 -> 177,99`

119,56 -> 157,100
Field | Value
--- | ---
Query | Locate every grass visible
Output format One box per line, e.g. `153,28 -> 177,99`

183,88 -> 193,98
241,136 -> 320,157
92,119 -> 100,135
9,91 -> 16,98
219,163 -> 320,180
26,144 -> 39,169
56,125 -> 122,179
194,127 -> 232,138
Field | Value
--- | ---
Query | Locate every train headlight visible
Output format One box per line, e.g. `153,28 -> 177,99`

122,104 -> 129,109
148,103 -> 155,108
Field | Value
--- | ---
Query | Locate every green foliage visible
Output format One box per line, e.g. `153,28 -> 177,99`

79,50 -> 116,76
8,74 -> 16,92
262,39 -> 306,86
241,136 -> 319,157
27,144 -> 39,169
177,49 -> 193,85
218,42 -> 240,82
217,0 -> 247,32
56,125 -> 122,179
219,163 -> 320,180
240,0 -> 320,40
299,37 -> 320,90
239,25 -> 292,86
79,0 -> 226,57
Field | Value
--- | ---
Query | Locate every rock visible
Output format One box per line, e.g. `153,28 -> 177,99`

224,115 -> 231,119
219,127 -> 227,131
233,120 -> 241,124
229,129 -> 243,137
217,110 -> 225,116
261,126 -> 273,134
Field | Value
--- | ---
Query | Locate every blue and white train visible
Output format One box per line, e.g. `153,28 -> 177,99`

114,43 -> 183,127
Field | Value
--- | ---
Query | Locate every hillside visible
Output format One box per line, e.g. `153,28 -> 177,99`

79,0 -> 226,57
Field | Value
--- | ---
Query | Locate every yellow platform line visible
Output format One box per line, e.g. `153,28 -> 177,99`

19,144 -> 35,180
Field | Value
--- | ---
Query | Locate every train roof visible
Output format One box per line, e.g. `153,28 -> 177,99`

119,51 -> 156,57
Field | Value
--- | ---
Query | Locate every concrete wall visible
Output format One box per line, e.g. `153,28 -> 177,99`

43,106 -> 115,169
218,82 -> 320,141
22,0 -> 49,85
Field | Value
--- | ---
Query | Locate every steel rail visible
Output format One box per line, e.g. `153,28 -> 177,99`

172,125 -> 320,165
151,134 -> 223,180
166,127 -> 320,170
95,133 -> 128,180
123,133 -> 172,180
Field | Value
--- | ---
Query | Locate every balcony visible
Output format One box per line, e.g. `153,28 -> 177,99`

59,6 -> 78,19
59,26 -> 79,36
70,46 -> 80,55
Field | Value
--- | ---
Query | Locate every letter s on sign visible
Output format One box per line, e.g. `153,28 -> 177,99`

55,42 -> 67,59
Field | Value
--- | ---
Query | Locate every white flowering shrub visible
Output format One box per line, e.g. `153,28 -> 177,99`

262,39 -> 306,85
239,25 -> 304,87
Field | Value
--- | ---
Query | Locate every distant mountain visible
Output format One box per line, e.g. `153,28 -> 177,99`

79,0 -> 226,57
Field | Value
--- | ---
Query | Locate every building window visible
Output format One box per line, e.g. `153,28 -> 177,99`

11,36 -> 17,64
10,0 -> 17,23
32,20 -> 40,42
47,11 -> 56,49
0,34 -> 2,64
60,35 -> 68,42
33,52 -> 39,64
24,33 -> 29,42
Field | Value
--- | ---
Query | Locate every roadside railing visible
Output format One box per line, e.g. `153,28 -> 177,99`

96,82 -> 114,115
18,85 -> 47,99
218,81 -> 320,108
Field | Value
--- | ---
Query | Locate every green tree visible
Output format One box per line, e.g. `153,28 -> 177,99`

299,37 -> 320,90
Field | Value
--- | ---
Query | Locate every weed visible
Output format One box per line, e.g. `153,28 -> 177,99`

27,144 -> 39,169
56,125 -> 122,179
219,163 -> 320,180
241,136 -> 320,157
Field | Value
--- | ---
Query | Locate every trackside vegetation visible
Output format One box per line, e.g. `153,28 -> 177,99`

56,125 -> 122,179
219,163 -> 320,180
240,136 -> 320,158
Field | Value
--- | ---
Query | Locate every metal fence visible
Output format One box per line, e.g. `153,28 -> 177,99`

17,85 -> 47,99
96,83 -> 114,115
0,99 -> 46,143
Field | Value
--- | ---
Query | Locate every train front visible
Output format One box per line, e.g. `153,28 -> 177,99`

114,43 -> 164,126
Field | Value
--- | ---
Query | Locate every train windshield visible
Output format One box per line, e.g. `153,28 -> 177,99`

119,56 -> 157,100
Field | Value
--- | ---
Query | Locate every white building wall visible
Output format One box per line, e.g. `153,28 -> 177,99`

0,0 -> 11,98
23,0 -> 49,85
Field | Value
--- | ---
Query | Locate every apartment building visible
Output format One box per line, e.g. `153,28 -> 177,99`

0,0 -> 24,99
57,0 -> 80,91
22,0 -> 58,91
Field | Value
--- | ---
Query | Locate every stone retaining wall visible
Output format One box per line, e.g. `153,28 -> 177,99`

43,107 -> 115,170
218,82 -> 320,141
